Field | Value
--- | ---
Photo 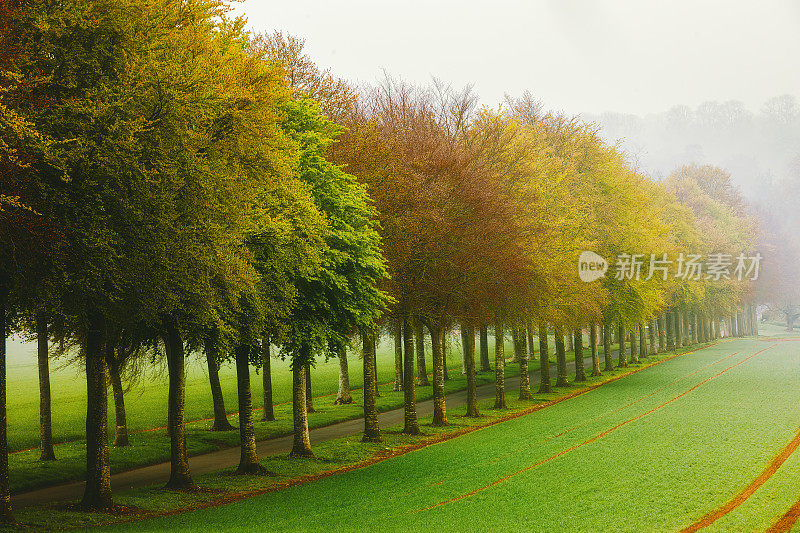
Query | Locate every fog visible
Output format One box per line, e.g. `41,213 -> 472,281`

233,1 -> 799,197
584,97 -> 800,199
231,2 -> 799,114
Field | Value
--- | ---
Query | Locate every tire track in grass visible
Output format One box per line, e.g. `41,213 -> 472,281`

681,424 -> 800,532
488,349 -> 742,466
766,489 -> 800,532
414,344 -> 777,514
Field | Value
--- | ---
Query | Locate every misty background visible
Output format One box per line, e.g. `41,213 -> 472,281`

234,0 -> 800,265
584,96 -> 799,200
233,1 -> 799,196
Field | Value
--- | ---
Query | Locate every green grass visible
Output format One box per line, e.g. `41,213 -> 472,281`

7,330 -> 612,493
4,339 -> 664,531
72,333 -> 800,532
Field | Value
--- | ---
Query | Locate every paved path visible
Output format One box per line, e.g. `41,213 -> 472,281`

15,353 -> 614,508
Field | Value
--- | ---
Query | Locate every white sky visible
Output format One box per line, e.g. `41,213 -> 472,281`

230,0 -> 800,116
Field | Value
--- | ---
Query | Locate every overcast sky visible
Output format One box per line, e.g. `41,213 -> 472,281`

230,0 -> 800,116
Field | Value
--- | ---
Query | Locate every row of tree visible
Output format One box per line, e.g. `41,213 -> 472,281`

0,0 -> 767,524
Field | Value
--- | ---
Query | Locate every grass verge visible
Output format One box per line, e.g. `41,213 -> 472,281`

4,344 -> 686,531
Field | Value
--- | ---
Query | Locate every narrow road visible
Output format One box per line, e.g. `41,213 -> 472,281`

15,353 -> 610,508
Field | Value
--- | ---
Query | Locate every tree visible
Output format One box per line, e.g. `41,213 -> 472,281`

334,342 -> 354,405
278,97 -> 388,457
204,329 -> 235,431
34,313 -> 55,458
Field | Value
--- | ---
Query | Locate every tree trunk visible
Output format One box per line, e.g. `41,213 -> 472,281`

36,312 -> 56,459
361,330 -> 381,443
164,317 -> 196,490
518,327 -> 532,400
744,307 -> 751,336
290,356 -> 314,458
649,318 -> 658,355
430,324 -> 447,425
462,327 -> 468,374
565,330 -> 574,353
590,324 -> 601,377
334,344 -> 353,405
305,364 -> 314,413
555,325 -> 569,386
629,326 -> 639,364
81,307 -> 113,510
442,332 -> 449,381
574,328 -> 586,381
538,321 -> 552,393
415,321 -> 429,386
402,317 -> 419,435
372,333 -> 380,398
603,322 -> 613,371
0,287 -> 14,522
205,333 -> 235,431
261,339 -> 275,421
617,324 -> 628,367
479,325 -> 491,372
683,311 -> 691,344
493,320 -> 507,408
659,314 -> 666,352
235,345 -> 266,474
666,312 -> 675,349
393,320 -> 403,391
754,306 -> 760,336
462,325 -> 479,416
106,347 -> 128,448
637,323 -> 645,359
675,310 -> 684,348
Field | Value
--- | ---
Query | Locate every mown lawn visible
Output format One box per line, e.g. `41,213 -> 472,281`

7,330 -> 608,493
85,332 -> 800,533
6,339 -> 674,531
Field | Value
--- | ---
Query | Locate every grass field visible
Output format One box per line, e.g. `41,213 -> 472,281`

6,333 -> 458,452
7,329 -> 604,493
94,328 -> 800,532
9,330 -> 566,451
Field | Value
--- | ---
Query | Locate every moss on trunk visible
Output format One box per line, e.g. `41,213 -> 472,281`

361,331 -> 381,443
462,325 -> 480,417
290,354 -> 314,458
402,317 -> 420,435
493,320 -> 507,408
235,345 -> 268,474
